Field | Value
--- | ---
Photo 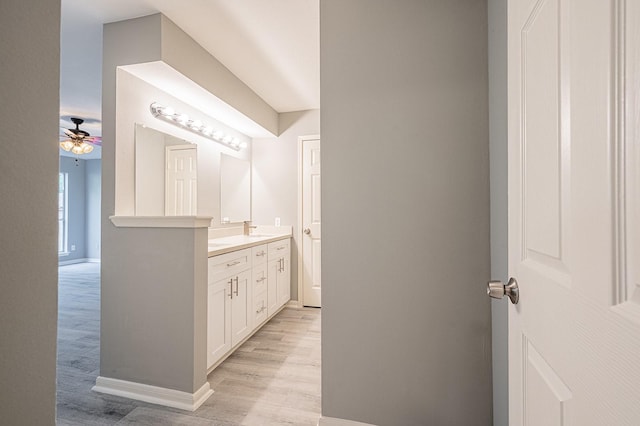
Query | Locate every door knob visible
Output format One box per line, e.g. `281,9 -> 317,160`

487,277 -> 519,304
303,228 -> 311,235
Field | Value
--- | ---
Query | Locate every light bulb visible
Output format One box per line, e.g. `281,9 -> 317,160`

213,131 -> 224,140
71,145 -> 83,155
60,140 -> 74,151
162,106 -> 175,117
202,126 -> 213,136
223,135 -> 232,144
177,114 -> 189,124
239,141 -> 248,149
190,120 -> 203,130
81,143 -> 94,154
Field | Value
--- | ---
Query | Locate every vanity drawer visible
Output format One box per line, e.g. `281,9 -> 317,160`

208,248 -> 251,282
252,263 -> 268,295
268,239 -> 290,258
253,290 -> 268,326
251,244 -> 268,266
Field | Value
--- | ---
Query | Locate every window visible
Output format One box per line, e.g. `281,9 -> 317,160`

58,172 -> 68,254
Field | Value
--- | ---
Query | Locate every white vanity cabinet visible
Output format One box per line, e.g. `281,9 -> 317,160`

267,239 -> 291,316
207,249 -> 252,369
207,236 -> 291,371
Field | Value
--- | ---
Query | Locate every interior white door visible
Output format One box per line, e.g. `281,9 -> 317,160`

302,138 -> 321,307
507,1 -> 640,424
165,144 -> 197,216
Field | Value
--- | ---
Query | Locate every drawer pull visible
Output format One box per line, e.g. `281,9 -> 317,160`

228,279 -> 233,299
226,260 -> 241,267
276,246 -> 285,251
256,277 -> 266,283
234,277 -> 239,296
256,251 -> 266,257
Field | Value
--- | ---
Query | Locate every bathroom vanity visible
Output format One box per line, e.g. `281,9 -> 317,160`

206,231 -> 291,371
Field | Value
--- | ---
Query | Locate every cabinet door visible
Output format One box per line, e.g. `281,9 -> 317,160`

231,269 -> 252,347
252,290 -> 268,327
267,259 -> 279,317
208,277 -> 232,368
277,255 -> 291,308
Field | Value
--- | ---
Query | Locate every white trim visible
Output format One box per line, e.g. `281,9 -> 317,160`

58,258 -> 101,266
297,135 -> 321,307
92,376 -> 213,411
58,258 -> 89,266
318,416 -> 376,426
109,215 -> 213,228
287,300 -> 302,308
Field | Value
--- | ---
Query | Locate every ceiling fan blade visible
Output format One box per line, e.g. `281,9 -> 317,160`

62,128 -> 75,138
85,136 -> 102,146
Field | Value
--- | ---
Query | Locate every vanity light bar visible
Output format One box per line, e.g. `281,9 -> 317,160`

149,102 -> 248,151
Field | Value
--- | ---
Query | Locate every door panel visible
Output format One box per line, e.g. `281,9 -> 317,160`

208,277 -> 231,368
231,270 -> 251,347
508,0 -> 640,424
165,145 -> 197,216
302,138 -> 321,307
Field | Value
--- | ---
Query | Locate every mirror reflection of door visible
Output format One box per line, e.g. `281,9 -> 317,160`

165,144 -> 197,216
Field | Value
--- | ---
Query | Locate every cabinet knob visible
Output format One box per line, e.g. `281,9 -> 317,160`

303,228 -> 311,235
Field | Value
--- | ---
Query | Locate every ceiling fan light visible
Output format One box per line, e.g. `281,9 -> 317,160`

71,144 -> 84,155
81,143 -> 94,154
60,140 -> 74,151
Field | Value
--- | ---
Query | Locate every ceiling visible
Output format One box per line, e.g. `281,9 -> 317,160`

59,0 -> 320,158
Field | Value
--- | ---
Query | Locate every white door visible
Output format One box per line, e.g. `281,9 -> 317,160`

165,144 -> 197,216
507,1 -> 640,424
208,277 -> 231,368
278,255 -> 291,307
302,137 -> 321,307
231,270 -> 251,347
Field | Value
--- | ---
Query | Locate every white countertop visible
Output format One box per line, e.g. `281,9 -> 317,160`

207,228 -> 292,257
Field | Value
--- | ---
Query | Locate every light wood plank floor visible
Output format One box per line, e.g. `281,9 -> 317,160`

57,262 -> 321,425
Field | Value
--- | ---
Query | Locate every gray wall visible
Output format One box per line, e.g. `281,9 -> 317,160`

320,1 -> 492,425
252,109 -> 320,301
60,156 -> 87,261
0,0 -> 60,424
86,159 -> 102,260
101,15 -> 220,393
58,157 -> 101,262
488,1 -> 508,425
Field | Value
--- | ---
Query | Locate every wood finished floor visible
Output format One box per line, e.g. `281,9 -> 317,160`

57,262 -> 321,425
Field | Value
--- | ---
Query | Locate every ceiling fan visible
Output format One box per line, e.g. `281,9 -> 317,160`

59,117 -> 101,155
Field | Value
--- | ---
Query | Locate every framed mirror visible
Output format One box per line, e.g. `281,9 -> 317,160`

134,124 -> 197,216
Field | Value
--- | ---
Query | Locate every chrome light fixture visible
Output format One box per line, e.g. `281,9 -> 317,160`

149,102 -> 248,151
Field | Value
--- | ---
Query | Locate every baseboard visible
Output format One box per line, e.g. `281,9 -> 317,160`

58,257 -> 89,266
92,376 -> 213,411
286,300 -> 302,308
318,417 -> 376,426
58,257 -> 101,266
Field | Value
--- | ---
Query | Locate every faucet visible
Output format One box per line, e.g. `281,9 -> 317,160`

244,221 -> 257,235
